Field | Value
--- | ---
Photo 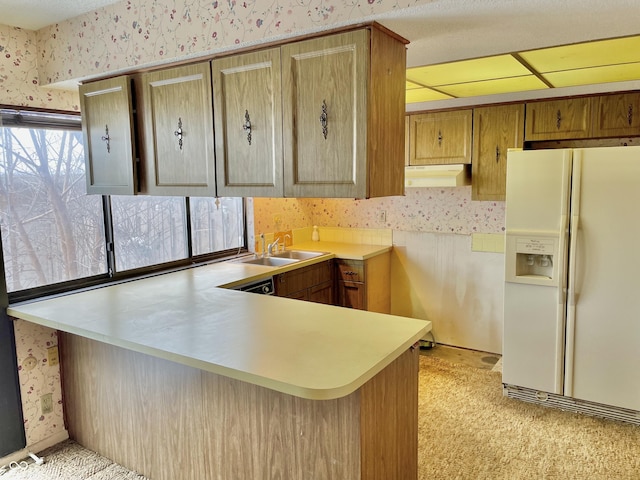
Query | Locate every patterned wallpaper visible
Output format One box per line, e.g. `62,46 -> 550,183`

253,187 -> 506,236
0,25 -> 79,110
12,320 -> 65,447
35,0 -> 432,86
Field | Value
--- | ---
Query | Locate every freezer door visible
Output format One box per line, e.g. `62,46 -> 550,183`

503,149 -> 572,394
565,146 -> 640,411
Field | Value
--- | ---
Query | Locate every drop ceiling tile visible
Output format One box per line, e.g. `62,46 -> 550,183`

406,55 -> 532,87
520,36 -> 640,73
406,88 -> 453,103
438,75 -> 549,97
543,62 -> 640,88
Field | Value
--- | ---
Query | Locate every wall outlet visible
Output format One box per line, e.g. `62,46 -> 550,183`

377,210 -> 386,223
41,393 -> 53,414
47,345 -> 59,366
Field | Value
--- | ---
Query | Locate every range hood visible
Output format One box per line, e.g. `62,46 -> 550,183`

405,164 -> 471,188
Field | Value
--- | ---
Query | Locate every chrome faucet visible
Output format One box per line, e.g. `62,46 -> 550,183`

267,238 -> 280,256
267,234 -> 291,256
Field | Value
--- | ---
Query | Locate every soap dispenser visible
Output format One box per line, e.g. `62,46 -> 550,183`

312,226 -> 319,242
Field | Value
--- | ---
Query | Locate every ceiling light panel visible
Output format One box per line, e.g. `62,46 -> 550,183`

406,88 -> 453,103
406,80 -> 424,90
406,55 -> 531,87
438,75 -> 549,97
520,36 -> 640,73
543,62 -> 640,88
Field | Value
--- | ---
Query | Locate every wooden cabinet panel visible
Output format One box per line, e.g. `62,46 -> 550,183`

525,97 -> 592,141
337,281 -> 366,310
275,260 -> 333,305
472,104 -> 525,201
282,30 -> 367,198
282,28 -> 406,198
80,76 -> 137,195
309,280 -> 334,305
336,260 -> 364,283
212,48 -> 283,197
138,62 -> 216,196
408,110 -> 472,165
592,93 -> 640,138
335,253 -> 390,313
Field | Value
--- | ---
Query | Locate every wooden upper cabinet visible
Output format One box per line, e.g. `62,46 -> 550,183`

592,92 -> 640,138
281,27 -> 406,198
137,62 -> 216,196
80,76 -> 137,195
472,104 -> 525,201
525,97 -> 592,141
408,110 -> 472,165
212,48 -> 283,197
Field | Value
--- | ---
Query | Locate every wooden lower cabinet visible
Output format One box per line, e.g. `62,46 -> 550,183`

335,252 -> 391,313
275,260 -> 334,304
338,280 -> 366,310
60,333 -> 419,480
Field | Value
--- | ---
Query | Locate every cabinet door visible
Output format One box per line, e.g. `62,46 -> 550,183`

212,48 -> 283,197
337,281 -> 366,310
79,76 -> 136,195
592,93 -> 640,138
408,110 -> 472,165
472,104 -> 524,201
282,30 -> 368,198
525,98 -> 592,141
138,63 -> 216,196
309,280 -> 334,305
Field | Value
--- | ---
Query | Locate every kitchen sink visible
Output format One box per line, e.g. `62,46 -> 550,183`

241,256 -> 299,267
272,250 -> 326,260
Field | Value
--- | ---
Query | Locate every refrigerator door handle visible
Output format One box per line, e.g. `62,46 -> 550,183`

555,213 -> 569,393
564,153 -> 583,397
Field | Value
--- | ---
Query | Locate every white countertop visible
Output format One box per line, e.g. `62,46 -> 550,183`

8,243 -> 429,400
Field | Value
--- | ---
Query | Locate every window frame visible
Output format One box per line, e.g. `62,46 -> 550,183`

1,108 -> 248,305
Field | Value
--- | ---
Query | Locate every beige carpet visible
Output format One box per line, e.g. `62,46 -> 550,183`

0,440 -> 147,479
419,355 -> 640,479
3,355 -> 640,479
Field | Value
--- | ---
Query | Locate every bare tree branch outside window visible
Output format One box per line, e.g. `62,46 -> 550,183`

0,126 -> 106,292
0,113 -> 246,297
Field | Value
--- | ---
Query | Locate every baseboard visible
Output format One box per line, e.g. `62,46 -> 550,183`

0,430 -> 69,466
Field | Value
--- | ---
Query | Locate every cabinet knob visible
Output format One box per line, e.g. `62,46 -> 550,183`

556,110 -> 562,129
437,130 -> 443,146
174,117 -> 183,150
243,110 -> 252,145
628,104 -> 633,126
495,146 -> 500,163
319,100 -> 328,140
101,125 -> 111,153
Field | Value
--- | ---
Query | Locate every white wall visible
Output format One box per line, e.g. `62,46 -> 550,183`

392,231 -> 504,353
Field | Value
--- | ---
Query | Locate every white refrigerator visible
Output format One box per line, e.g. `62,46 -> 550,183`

503,146 -> 640,420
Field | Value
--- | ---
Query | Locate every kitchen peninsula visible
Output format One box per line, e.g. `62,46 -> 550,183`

8,254 -> 430,480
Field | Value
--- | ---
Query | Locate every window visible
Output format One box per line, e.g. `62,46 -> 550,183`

0,109 -> 247,300
111,196 -> 188,271
0,113 -> 107,292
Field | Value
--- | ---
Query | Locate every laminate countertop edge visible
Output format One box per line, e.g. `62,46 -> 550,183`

8,242 -> 430,401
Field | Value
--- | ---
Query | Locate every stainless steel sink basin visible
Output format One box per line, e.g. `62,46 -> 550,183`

240,256 -> 299,267
272,250 -> 326,260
